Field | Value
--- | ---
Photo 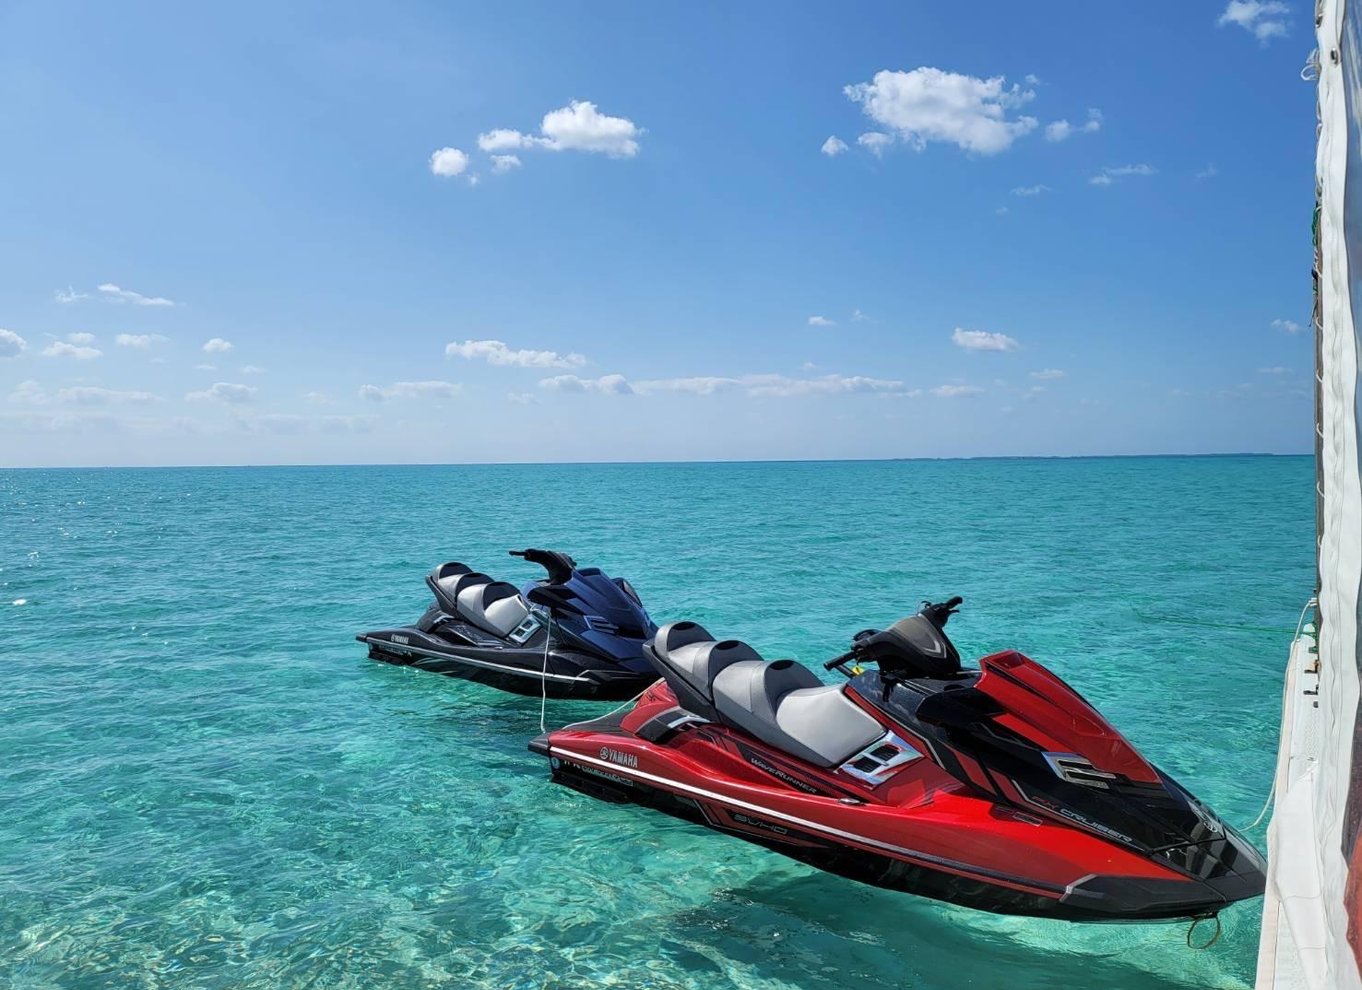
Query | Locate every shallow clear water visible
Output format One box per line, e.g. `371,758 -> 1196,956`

1,456 -> 1312,989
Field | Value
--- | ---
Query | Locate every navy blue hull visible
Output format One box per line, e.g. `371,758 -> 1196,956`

358,627 -> 655,701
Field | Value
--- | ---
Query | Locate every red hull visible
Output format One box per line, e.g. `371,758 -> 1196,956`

536,678 -> 1261,921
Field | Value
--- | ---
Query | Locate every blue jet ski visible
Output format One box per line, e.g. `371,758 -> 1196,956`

357,548 -> 658,700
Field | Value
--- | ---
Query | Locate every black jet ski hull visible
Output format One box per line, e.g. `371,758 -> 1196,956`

357,628 -> 655,701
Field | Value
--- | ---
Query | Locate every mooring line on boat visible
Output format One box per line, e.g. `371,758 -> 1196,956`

1129,606 -> 1295,635
1236,596 -> 1317,833
1186,914 -> 1222,949
538,610 -> 552,734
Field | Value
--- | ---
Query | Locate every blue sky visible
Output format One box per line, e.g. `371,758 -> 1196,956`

0,1 -> 1317,466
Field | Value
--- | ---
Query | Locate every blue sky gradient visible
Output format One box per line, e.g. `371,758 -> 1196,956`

0,1 -> 1318,465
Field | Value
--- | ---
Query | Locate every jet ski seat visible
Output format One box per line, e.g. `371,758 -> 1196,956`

647,621 -> 884,767
426,562 -> 532,639
427,562 -> 476,612
646,621 -> 762,721
712,659 -> 885,769
457,580 -> 532,638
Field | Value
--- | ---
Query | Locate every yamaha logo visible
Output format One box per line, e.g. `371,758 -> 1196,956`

599,747 -> 638,770
392,635 -> 409,645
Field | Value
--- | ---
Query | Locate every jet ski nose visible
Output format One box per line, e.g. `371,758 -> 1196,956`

1061,829 -> 1267,921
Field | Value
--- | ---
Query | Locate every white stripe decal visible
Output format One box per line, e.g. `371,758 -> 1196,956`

550,747 -> 1062,893
364,638 -> 591,683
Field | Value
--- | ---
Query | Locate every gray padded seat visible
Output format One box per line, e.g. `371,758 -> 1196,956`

712,659 -> 884,768
660,640 -> 762,702
455,580 -> 531,638
427,563 -> 484,614
647,622 -> 762,719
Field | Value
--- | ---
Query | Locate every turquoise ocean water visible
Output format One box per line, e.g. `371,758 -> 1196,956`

1,456 -> 1313,989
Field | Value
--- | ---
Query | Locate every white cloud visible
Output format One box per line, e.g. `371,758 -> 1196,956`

238,414 -> 378,435
1258,366 -> 1292,375
445,338 -> 586,369
54,287 -> 88,304
304,391 -> 329,403
42,340 -> 102,360
995,206 -> 1009,216
0,409 -> 129,433
635,373 -> 906,398
430,147 -> 470,177
746,374 -> 904,398
540,373 -> 634,395
852,309 -> 870,322
952,328 -> 1019,352
98,283 -> 176,307
195,363 -> 217,371
478,129 -> 528,153
1044,108 -> 1102,142
58,386 -> 162,405
0,328 -> 28,358
821,136 -> 849,157
808,315 -> 836,327
240,365 -> 266,375
857,132 -> 893,157
507,391 -> 537,404
359,380 -> 462,401
490,154 -> 522,173
66,332 -> 96,345
115,333 -> 168,348
1011,184 -> 1049,197
203,337 -> 234,353
541,101 -> 641,156
8,380 -> 45,403
477,101 -> 642,161
1219,1 -> 1290,42
1044,120 -> 1070,141
186,382 -> 256,403
637,376 -> 742,396
1196,163 -> 1220,180
1030,368 -> 1066,380
1090,164 -> 1156,186
930,384 -> 984,397
1273,318 -> 1306,335
843,67 -> 1038,155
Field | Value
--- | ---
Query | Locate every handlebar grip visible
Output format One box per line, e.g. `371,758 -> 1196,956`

824,651 -> 855,670
943,595 -> 963,610
508,549 -> 528,557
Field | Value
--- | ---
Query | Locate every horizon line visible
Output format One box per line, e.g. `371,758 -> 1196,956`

0,450 -> 1313,471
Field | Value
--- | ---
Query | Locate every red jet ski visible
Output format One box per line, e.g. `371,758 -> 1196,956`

530,598 -> 1266,922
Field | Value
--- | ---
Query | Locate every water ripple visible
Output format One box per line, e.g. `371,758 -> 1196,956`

0,458 -> 1312,988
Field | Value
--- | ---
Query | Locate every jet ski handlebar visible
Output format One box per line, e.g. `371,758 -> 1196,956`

509,548 -> 578,585
824,650 -> 856,672
922,596 -> 963,628
824,597 -> 964,675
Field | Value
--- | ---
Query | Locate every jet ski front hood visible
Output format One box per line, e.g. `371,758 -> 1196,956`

850,651 -> 1266,907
